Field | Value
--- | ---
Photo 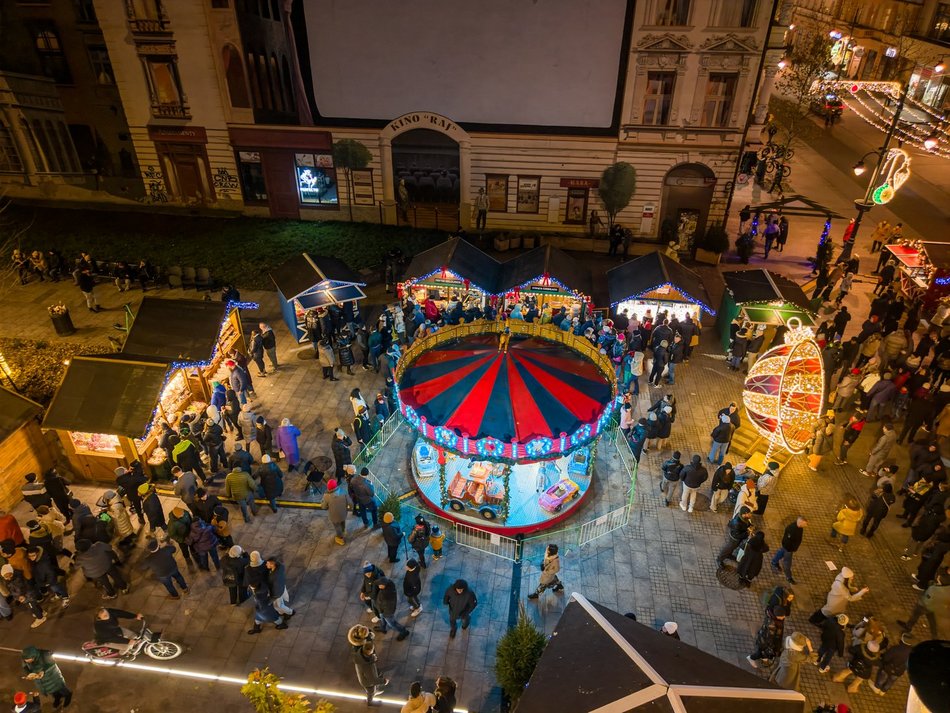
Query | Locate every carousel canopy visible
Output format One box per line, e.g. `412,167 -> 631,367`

0,387 -> 42,442
607,250 -> 715,314
402,237 -> 502,294
42,355 -> 169,438
122,297 -> 229,363
517,594 -> 806,713
497,244 -> 592,297
398,334 -> 612,445
269,253 -> 366,308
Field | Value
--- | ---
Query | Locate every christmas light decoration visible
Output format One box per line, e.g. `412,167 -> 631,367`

742,319 -> 824,455
871,148 -> 911,205
609,282 -> 716,315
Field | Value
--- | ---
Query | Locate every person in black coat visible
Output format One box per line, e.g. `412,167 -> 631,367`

403,559 -> 422,616
737,530 -> 768,586
717,507 -> 753,567
650,340 -> 669,387
443,579 -> 477,638
861,484 -> 895,538
871,633 -> 913,693
709,462 -> 735,513
140,484 -> 167,535
816,613 -> 848,672
679,454 -> 708,512
381,512 -> 402,563
115,466 -> 145,525
914,531 -> 950,588
902,502 -> 948,559
331,429 -> 353,479
42,468 -> 72,520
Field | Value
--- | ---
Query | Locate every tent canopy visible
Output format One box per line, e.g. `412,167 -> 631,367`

607,251 -> 715,314
402,237 -> 502,295
921,241 -> 950,270
517,594 -> 806,713
722,269 -> 813,314
746,194 -> 845,219
0,387 -> 43,442
497,244 -> 593,297
122,297 -> 229,363
42,356 -> 169,438
269,253 -> 364,302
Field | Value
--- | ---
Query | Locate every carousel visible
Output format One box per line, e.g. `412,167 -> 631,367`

396,320 -> 618,534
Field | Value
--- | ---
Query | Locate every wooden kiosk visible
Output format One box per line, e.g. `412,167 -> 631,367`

0,387 -> 54,510
400,237 -> 500,309
497,244 -> 593,314
718,269 -> 815,351
607,250 -> 716,323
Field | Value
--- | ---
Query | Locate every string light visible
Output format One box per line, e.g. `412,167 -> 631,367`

841,92 -> 950,159
610,282 -> 716,315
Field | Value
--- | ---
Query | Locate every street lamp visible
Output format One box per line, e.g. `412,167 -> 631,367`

936,59 -> 946,74
852,160 -> 867,176
777,58 -> 788,69
924,133 -> 940,150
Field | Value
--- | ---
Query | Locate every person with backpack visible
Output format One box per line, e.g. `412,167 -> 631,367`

185,517 -> 220,571
659,451 -> 683,507
408,515 -> 431,568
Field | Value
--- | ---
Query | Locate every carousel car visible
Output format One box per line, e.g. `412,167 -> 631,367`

413,442 -> 439,478
539,477 -> 580,513
446,465 -> 505,521
567,447 -> 591,478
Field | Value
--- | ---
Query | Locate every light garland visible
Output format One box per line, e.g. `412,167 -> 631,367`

610,282 -> 716,316
871,148 -> 912,204
842,92 -> 950,159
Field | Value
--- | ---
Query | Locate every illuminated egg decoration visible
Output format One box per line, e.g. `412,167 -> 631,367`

742,320 -> 825,454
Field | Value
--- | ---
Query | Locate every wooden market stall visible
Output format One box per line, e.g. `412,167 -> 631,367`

269,253 -> 366,343
496,243 -> 593,314
399,237 -> 501,309
718,269 -> 815,351
882,241 -> 950,309
606,250 -> 716,324
0,387 -> 54,511
42,355 -> 170,482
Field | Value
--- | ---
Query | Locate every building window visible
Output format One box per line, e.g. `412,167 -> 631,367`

486,175 -> 508,212
295,153 -> 337,205
34,27 -> 71,84
129,0 -> 163,20
931,3 -> 950,42
701,73 -> 738,127
211,0 -> 229,7
88,46 -> 115,85
655,0 -> 690,26
74,0 -> 97,22
0,121 -> 23,172
20,119 -> 46,171
715,0 -> 756,27
564,187 -> 588,224
281,56 -> 296,114
143,58 -> 189,118
642,72 -> 676,126
516,176 -> 540,213
222,45 -> 250,108
236,151 -> 267,202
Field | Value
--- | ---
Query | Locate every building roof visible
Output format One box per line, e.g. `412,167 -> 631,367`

922,241 -> 950,270
122,298 -> 230,363
496,244 -> 593,297
747,194 -> 845,219
517,594 -> 806,713
722,269 -> 813,314
606,251 -> 714,313
402,237 -> 502,294
0,387 -> 43,442
270,253 -> 363,301
42,356 -> 169,438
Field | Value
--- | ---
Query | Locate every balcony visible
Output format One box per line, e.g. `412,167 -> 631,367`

129,16 -> 170,34
151,101 -> 190,119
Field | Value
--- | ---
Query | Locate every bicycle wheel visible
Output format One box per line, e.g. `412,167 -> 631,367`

783,148 -> 795,161
780,165 -> 792,178
145,640 -> 183,660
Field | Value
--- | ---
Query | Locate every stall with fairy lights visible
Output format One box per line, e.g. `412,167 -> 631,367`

496,244 -> 593,316
739,319 -> 825,474
270,253 -> 366,343
396,319 -> 618,535
881,241 -> 950,309
399,237 -> 500,311
719,269 -> 815,351
606,250 -> 715,324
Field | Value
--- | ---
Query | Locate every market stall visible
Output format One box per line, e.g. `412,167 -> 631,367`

606,250 -> 715,324
882,240 -> 950,309
42,355 -> 170,482
497,243 -> 593,316
270,253 -> 366,342
399,237 -> 500,311
719,269 -> 815,351
0,387 -> 52,511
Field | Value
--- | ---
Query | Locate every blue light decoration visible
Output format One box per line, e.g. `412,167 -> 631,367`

569,424 -> 593,448
935,276 -> 950,286
434,426 -> 458,449
403,268 -> 491,297
610,282 -> 717,316
525,436 -> 554,458
749,213 -> 760,239
403,405 -> 420,429
477,436 -> 505,458
818,218 -> 831,246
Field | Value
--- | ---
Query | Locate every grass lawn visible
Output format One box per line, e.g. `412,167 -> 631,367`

7,205 -> 447,290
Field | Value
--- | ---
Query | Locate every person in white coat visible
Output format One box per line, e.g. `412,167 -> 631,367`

820,566 -> 870,618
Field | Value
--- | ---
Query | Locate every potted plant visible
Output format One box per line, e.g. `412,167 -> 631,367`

522,232 -> 538,250
494,231 -> 510,252
694,224 -> 730,265
508,231 -> 522,250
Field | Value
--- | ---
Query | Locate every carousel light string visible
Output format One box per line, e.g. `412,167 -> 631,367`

611,282 -> 716,316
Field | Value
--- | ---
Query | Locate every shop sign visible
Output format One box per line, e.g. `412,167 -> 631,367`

384,112 -> 464,139
641,202 -> 656,234
147,125 -> 208,143
559,177 -> 599,189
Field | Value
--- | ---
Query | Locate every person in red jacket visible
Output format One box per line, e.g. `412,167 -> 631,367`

0,510 -> 25,546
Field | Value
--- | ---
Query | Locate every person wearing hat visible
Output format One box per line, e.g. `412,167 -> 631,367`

820,566 -> 869,619
358,561 -> 384,620
816,613 -> 848,673
381,512 -> 403,564
708,413 -> 734,466
324,478 -> 349,546
138,482 -> 167,536
833,636 -> 881,693
403,559 -> 423,617
408,515 -> 431,569
97,490 -> 136,550
770,632 -> 813,691
869,632 -> 914,695
11,691 -> 41,713
275,418 -> 302,472
659,621 -> 679,639
331,428 -> 353,480
1,563 -> 46,627
140,538 -> 189,599
20,645 -> 70,709
255,455 -> 284,513
227,359 -> 251,405
221,545 -> 250,605
754,461 -> 781,515
898,568 -> 949,637
185,514 -> 221,572
225,465 -> 259,523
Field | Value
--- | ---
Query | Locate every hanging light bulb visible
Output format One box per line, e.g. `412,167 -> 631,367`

923,132 -> 939,150
778,58 -> 788,69
935,59 -> 946,74
852,160 -> 866,176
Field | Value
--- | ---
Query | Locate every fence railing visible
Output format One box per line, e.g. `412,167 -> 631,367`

454,521 -> 521,561
353,412 -> 404,498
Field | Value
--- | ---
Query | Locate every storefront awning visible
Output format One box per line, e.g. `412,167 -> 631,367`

42,356 -> 169,438
723,269 -> 814,314
497,244 -> 592,298
607,251 -> 715,314
122,298 -> 230,364
269,253 -> 365,302
0,387 -> 43,442
402,237 -> 502,295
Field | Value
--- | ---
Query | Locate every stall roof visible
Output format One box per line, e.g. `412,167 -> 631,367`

0,387 -> 43,442
722,269 -> 813,314
747,194 -> 845,219
122,298 -> 230,363
742,305 -> 815,326
517,594 -> 806,713
270,253 -> 364,301
42,356 -> 169,438
607,251 -> 714,313
402,237 -> 501,294
496,244 -> 593,297
922,241 -> 950,270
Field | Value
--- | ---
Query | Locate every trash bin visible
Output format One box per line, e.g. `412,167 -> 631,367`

50,310 -> 75,336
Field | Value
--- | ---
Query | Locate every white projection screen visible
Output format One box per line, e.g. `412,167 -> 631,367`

302,0 -> 630,128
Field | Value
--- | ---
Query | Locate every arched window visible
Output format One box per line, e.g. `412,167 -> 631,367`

245,50 -> 262,108
20,119 -> 45,171
222,45 -> 250,108
269,54 -> 283,111
256,53 -> 272,109
33,120 -> 57,171
281,55 -> 295,113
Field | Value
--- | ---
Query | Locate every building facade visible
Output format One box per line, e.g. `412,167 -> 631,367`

1,0 -> 780,244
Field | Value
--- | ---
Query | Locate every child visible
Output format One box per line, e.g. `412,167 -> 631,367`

429,525 -> 445,560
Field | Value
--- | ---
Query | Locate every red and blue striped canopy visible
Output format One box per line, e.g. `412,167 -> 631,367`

398,335 -> 613,444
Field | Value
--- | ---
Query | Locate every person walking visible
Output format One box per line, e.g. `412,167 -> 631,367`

408,515 -> 431,568
401,681 -> 436,713
819,567 -> 869,621
77,267 -> 99,312
265,556 -> 294,618
746,605 -> 787,669
256,455 -> 284,513
381,512 -> 402,564
816,613 -> 848,673
659,451 -> 683,507
835,410 -> 867,464
832,639 -> 881,694
1,564 -> 46,628
897,569 -> 949,637
224,466 -> 259,523
716,506 -> 753,568
74,539 -> 128,599
403,559 -> 423,618
443,579 -> 477,639
353,640 -> 388,705
324,478 -> 349,546
770,632 -> 813,691
708,414 -> 733,466
275,418 -> 301,472
755,461 -> 780,515
770,516 -> 807,585
649,340 -> 669,387
138,483 -> 166,536
736,530 -> 768,587
24,544 -> 69,607
373,575 -> 410,640
259,322 -> 279,371
140,538 -> 189,599
222,545 -> 250,606
528,544 -> 564,599
829,498 -> 863,552
186,517 -> 220,571
20,646 -> 71,709
709,462 -> 735,513
862,423 -> 897,476
166,507 -> 195,568
351,468 -> 379,528
679,455 -> 708,513
248,329 -> 267,377
861,484 -> 895,538
869,633 -> 913,696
